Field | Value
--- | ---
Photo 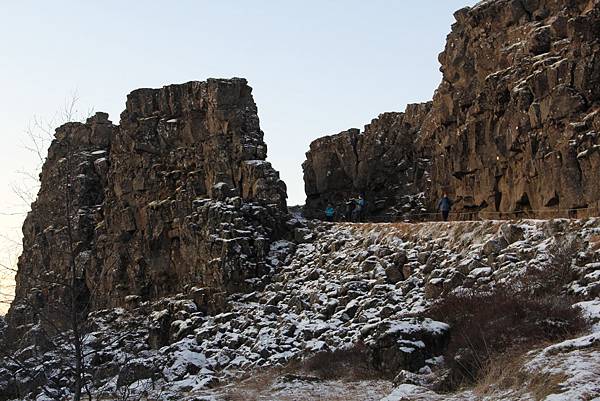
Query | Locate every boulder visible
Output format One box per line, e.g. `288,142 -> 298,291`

500,224 -> 524,244
364,318 -> 449,375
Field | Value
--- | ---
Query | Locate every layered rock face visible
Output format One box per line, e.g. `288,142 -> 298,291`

7,113 -> 114,331
303,103 -> 432,220
7,78 -> 289,334
304,0 -> 600,219
423,0 -> 600,217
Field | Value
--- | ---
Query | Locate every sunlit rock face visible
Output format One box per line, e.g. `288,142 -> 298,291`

422,0 -> 600,217
6,79 -> 289,336
305,0 -> 600,219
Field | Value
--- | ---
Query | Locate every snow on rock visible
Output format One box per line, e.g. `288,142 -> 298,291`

575,300 -> 600,332
524,339 -> 600,401
380,384 -> 453,401
2,217 -> 600,400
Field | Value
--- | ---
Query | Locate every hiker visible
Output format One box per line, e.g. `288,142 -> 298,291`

437,193 -> 452,221
344,199 -> 354,221
352,194 -> 366,222
324,203 -> 335,222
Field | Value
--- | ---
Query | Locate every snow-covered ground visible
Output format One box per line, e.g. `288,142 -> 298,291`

2,218 -> 599,400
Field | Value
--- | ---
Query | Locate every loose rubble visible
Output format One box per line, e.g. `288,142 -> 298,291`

2,218 -> 599,400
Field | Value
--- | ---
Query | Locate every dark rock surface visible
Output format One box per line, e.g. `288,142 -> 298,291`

303,103 -> 432,220
304,0 -> 600,220
7,113 -> 114,333
6,78 -> 289,338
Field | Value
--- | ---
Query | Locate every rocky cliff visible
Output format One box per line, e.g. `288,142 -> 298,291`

304,0 -> 600,220
4,1 -> 600,399
7,78 -> 290,336
423,0 -> 600,217
303,103 -> 432,220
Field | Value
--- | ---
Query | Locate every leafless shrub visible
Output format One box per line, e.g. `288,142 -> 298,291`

520,236 -> 581,297
1,93 -> 93,311
12,91 -> 93,206
428,284 -> 587,391
427,236 -> 588,391
0,94 -> 106,401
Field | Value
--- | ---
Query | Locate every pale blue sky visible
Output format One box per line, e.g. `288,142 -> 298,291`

0,1 -> 476,308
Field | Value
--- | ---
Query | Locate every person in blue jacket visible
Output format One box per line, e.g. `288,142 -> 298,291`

437,193 -> 452,221
325,203 -> 335,222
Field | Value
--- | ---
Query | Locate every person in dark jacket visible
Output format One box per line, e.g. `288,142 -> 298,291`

437,193 -> 452,221
344,199 -> 354,221
324,204 -> 335,222
352,195 -> 366,222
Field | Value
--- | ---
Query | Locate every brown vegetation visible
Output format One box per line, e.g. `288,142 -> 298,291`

473,351 -> 568,401
218,344 -> 391,401
428,241 -> 588,391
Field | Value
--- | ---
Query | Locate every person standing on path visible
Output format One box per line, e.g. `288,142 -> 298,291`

437,193 -> 452,221
324,203 -> 335,222
353,194 -> 366,222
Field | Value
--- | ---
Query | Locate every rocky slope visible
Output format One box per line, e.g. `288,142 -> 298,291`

6,78 -> 290,337
304,0 -> 600,220
4,1 -> 600,399
2,217 -> 599,400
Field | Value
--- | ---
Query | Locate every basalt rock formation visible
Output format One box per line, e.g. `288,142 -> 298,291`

7,113 -> 115,332
303,103 -> 432,220
7,78 -> 289,336
423,0 -> 600,217
304,0 -> 600,220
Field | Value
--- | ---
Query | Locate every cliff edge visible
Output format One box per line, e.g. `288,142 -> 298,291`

303,0 -> 600,220
6,78 -> 290,336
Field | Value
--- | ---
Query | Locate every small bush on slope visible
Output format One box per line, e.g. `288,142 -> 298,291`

428,241 -> 588,391
519,236 -> 582,297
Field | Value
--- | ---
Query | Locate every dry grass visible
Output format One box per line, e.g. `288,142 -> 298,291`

472,350 -> 528,395
351,220 -> 502,247
217,343 -> 389,401
472,348 -> 568,400
217,362 -> 392,401
356,222 -> 414,237
527,371 -> 568,401
297,342 -> 380,381
219,366 -> 284,401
